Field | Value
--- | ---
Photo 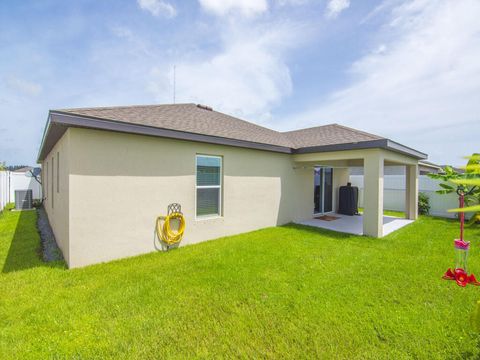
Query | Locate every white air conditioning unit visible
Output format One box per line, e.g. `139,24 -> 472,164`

15,189 -> 33,210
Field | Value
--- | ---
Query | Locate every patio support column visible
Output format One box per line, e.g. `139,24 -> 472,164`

363,152 -> 384,237
405,164 -> 418,220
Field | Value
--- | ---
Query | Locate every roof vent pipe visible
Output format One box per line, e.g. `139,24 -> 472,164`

197,104 -> 213,111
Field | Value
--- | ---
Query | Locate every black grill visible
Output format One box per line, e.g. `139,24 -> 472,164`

338,183 -> 358,216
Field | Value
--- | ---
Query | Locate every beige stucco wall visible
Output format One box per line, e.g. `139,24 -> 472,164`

42,129 -> 71,265
66,128 -> 312,268
42,127 -> 419,267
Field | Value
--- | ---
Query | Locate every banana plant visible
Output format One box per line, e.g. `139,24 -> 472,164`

449,178 -> 480,214
429,154 -> 480,223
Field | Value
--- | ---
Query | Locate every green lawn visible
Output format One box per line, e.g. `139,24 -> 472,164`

1,207 -> 480,359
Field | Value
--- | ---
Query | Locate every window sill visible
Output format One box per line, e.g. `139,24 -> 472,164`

195,215 -> 223,222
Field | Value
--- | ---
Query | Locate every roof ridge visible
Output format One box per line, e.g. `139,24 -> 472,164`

281,123 -> 337,134
54,103 -> 195,112
330,123 -> 382,139
282,123 -> 381,140
208,109 -> 285,134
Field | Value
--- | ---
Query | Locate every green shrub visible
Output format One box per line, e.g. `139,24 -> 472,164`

418,192 -> 430,215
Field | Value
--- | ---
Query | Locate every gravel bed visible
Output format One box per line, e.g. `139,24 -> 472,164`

37,206 -> 63,262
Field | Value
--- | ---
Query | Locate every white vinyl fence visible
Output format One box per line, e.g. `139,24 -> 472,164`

0,171 -> 8,211
0,171 -> 43,211
349,175 -> 459,218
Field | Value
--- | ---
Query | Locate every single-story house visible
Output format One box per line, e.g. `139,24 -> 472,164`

37,103 -> 427,268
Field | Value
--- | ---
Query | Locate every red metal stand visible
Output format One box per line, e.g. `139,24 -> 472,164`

443,190 -> 480,287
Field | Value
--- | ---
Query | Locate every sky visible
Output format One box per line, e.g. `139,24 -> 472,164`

0,0 -> 479,166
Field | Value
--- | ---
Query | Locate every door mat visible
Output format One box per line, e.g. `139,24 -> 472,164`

315,215 -> 340,221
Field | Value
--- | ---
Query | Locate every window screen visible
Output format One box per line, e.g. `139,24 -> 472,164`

196,155 -> 222,217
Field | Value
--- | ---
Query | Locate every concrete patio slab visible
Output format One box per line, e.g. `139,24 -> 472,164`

296,213 -> 414,237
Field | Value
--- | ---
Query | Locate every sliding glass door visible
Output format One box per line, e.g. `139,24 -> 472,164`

314,167 -> 333,214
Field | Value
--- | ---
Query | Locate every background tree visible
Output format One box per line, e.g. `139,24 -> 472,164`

27,168 -> 42,185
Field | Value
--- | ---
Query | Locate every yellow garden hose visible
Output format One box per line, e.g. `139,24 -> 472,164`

156,212 -> 186,245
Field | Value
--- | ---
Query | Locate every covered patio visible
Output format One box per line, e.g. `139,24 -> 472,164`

293,142 -> 426,238
297,213 -> 414,236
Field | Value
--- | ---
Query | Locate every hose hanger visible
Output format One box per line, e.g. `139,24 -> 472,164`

155,203 -> 186,250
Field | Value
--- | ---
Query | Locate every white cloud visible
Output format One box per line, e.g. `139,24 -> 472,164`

286,0 -> 480,164
137,0 -> 176,18
275,0 -> 309,5
325,0 -> 350,18
198,0 -> 268,17
148,23 -> 306,121
111,26 -> 134,40
5,76 -> 42,96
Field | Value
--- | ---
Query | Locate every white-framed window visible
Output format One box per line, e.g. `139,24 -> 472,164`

196,155 -> 222,218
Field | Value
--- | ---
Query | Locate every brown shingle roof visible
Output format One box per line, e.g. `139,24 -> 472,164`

54,103 -> 386,150
38,103 -> 426,161
282,124 -> 383,148
55,103 -> 295,148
